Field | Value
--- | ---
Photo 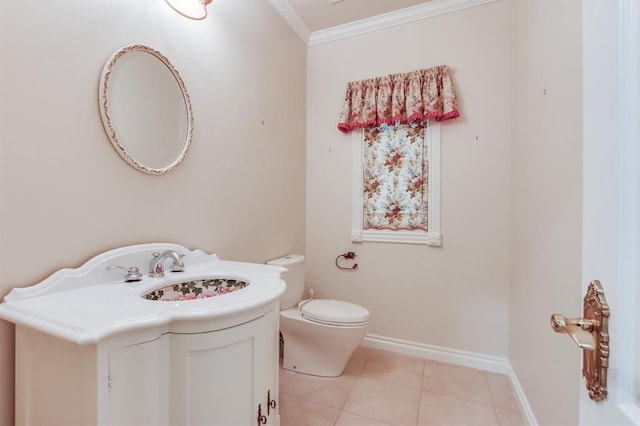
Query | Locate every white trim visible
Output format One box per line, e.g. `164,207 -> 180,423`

351,129 -> 365,241
582,0 -> 640,422
362,333 -> 507,373
429,122 -> 442,242
617,0 -> 640,419
506,362 -> 539,426
269,0 -> 498,46
267,0 -> 310,44
620,403 -> 640,426
308,0 -> 499,46
357,229 -> 442,246
363,333 -> 538,426
351,123 -> 442,246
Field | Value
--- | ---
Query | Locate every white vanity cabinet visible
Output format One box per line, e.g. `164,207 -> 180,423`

15,305 -> 280,426
1,244 -> 286,426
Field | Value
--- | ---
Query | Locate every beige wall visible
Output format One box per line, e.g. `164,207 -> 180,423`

306,1 -> 512,356
508,0 -> 582,424
0,1 -> 306,424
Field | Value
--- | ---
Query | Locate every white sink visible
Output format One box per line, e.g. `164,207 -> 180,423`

0,243 -> 285,344
142,278 -> 250,301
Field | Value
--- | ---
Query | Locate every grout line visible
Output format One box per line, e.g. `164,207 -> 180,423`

415,374 -> 425,425
485,371 -> 498,406
280,347 -> 529,426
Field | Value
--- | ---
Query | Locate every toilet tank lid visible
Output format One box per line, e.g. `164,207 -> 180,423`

267,254 -> 305,268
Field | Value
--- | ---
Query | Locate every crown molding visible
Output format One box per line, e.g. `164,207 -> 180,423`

309,0 -> 497,46
270,0 -> 498,47
268,0 -> 311,44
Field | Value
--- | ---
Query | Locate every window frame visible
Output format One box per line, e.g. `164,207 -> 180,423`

351,121 -> 442,246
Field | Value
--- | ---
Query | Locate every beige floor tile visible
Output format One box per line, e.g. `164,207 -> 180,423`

495,408 -> 526,426
486,372 -> 519,411
279,393 -> 341,426
361,349 -> 425,389
335,411 -> 392,426
422,360 -> 493,406
344,346 -> 373,375
281,371 -> 359,409
344,377 -> 421,426
279,348 -> 527,426
417,392 -> 499,426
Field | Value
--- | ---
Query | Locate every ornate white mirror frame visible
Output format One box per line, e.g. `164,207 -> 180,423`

98,44 -> 194,175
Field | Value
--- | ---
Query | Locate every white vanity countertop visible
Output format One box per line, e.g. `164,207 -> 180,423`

0,244 -> 286,345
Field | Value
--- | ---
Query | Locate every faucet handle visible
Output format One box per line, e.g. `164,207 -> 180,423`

107,265 -> 143,282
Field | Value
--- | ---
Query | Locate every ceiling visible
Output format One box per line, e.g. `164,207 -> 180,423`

285,0 -> 434,33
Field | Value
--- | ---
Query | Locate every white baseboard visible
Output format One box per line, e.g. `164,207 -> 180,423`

362,333 -> 538,425
505,362 -> 539,426
362,333 -> 509,373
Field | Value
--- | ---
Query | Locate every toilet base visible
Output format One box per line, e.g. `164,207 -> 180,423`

280,308 -> 368,377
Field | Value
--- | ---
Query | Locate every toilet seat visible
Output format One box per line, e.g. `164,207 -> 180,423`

300,299 -> 369,326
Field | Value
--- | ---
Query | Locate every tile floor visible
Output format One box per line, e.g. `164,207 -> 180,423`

279,346 -> 526,426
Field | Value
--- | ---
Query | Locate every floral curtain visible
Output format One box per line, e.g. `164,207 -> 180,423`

337,65 -> 459,133
363,122 -> 428,230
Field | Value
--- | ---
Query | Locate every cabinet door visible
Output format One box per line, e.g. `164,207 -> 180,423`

261,308 -> 280,425
170,316 -> 269,426
106,336 -> 170,425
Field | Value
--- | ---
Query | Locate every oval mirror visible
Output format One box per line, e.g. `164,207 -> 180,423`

99,44 -> 193,175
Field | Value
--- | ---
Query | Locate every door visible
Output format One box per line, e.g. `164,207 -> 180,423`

581,0 -> 639,423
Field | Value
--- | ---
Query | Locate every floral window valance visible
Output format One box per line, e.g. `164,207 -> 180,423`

337,65 -> 459,133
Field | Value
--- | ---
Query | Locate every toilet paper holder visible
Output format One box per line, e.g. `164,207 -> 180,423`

336,252 -> 358,270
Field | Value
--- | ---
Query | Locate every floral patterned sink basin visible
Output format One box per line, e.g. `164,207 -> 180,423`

143,278 -> 250,301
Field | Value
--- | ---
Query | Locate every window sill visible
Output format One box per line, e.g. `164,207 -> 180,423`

351,230 -> 442,246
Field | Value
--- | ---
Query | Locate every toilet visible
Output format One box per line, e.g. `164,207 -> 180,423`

267,254 -> 369,377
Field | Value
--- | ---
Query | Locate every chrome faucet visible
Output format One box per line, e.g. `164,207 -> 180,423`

148,251 -> 185,278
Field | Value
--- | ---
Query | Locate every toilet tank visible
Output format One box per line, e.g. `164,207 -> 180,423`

267,255 -> 305,310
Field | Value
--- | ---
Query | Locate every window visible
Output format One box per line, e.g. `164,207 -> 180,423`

351,121 -> 441,246
338,65 -> 458,246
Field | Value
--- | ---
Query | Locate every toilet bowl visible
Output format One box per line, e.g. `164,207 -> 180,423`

267,255 -> 369,377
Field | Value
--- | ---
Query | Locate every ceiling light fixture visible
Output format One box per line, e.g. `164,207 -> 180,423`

165,0 -> 213,20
